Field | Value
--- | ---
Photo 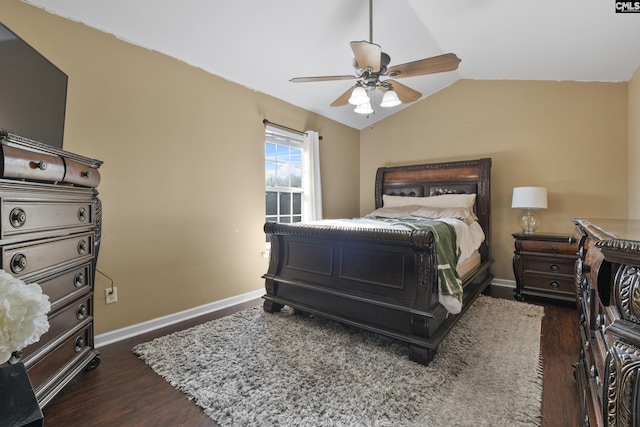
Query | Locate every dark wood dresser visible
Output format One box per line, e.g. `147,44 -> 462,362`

0,130 -> 102,407
512,232 -> 578,302
573,218 -> 640,427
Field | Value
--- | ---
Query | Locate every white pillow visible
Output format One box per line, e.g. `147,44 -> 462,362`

365,205 -> 421,219
382,193 -> 476,210
411,206 -> 478,225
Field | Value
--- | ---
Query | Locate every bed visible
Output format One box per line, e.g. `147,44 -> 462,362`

262,158 -> 493,365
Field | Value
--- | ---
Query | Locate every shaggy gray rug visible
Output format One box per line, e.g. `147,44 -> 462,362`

133,295 -> 544,427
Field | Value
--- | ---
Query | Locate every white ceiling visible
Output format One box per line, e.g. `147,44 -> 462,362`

24,0 -> 640,130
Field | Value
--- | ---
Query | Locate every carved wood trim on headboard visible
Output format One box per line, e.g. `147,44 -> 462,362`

374,158 -> 492,263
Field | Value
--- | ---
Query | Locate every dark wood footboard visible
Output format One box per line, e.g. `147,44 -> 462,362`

262,222 -> 493,364
262,158 -> 493,365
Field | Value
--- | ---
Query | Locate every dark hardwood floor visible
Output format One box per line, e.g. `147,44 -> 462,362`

41,287 -> 580,427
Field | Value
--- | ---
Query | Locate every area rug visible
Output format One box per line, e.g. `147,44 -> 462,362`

133,295 -> 544,427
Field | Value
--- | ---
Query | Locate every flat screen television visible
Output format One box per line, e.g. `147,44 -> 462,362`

0,21 -> 67,149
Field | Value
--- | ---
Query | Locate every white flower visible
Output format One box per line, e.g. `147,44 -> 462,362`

0,269 -> 50,364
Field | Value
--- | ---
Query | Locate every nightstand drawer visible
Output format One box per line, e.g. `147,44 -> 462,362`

523,272 -> 574,294
518,239 -> 576,255
524,257 -> 575,276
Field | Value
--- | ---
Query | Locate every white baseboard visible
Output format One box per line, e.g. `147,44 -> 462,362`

95,279 -> 515,348
490,278 -> 516,289
94,289 -> 264,348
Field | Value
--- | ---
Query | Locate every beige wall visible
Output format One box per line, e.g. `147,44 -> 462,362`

630,66 -> 640,219
1,1 -> 360,334
2,0 -> 636,333
359,80 -> 628,281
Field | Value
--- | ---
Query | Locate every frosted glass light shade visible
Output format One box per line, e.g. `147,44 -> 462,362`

348,86 -> 370,105
380,89 -> 401,107
354,102 -> 373,114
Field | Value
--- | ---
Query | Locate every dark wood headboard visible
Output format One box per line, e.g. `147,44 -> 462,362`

374,158 -> 492,262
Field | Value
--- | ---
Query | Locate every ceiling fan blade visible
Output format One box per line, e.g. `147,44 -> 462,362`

350,40 -> 382,72
386,53 -> 461,78
382,80 -> 422,103
330,86 -> 356,107
290,75 -> 357,83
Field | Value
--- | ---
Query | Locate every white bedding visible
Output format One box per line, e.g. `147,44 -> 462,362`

313,216 -> 485,267
310,213 -> 486,315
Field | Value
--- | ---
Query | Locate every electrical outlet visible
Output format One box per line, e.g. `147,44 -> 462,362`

105,287 -> 118,304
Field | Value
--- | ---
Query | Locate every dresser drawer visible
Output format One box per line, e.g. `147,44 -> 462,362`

522,272 -> 574,294
39,262 -> 93,312
27,322 -> 93,392
0,145 -> 65,182
20,294 -> 92,363
1,199 -> 93,239
0,232 -> 94,280
523,256 -> 576,276
63,158 -> 101,188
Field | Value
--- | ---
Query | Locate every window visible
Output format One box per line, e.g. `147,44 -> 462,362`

265,128 -> 304,226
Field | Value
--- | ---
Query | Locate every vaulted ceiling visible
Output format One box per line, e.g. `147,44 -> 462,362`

24,0 -> 640,130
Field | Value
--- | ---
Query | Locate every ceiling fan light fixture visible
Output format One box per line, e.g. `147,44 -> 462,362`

348,86 -> 370,105
354,102 -> 374,115
380,89 -> 401,107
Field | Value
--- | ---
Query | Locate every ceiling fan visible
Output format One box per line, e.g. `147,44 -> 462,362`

290,0 -> 461,115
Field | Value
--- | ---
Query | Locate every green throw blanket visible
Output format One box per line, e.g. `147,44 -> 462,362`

368,217 -> 462,303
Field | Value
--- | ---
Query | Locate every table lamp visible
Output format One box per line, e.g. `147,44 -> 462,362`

511,187 -> 547,234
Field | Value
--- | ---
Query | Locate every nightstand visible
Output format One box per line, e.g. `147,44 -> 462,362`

512,232 -> 577,302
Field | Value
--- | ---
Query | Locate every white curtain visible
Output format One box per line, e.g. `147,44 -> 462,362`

302,130 -> 322,221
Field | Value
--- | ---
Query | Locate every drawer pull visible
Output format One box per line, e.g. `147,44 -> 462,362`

76,304 -> 87,320
549,280 -> 560,289
74,272 -> 85,288
9,208 -> 26,228
78,207 -> 87,222
81,170 -> 92,178
74,337 -> 85,352
550,264 -> 560,272
77,239 -> 88,255
34,160 -> 48,170
10,253 -> 27,273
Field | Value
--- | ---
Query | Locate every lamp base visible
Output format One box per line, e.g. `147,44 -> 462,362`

518,209 -> 540,234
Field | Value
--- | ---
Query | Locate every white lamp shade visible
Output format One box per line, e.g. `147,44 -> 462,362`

354,102 -> 373,114
511,187 -> 548,209
380,89 -> 401,107
348,86 -> 370,105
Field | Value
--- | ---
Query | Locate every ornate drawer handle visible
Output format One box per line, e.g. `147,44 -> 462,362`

9,208 -> 26,228
595,313 -> 607,330
74,337 -> 85,352
549,280 -> 560,289
34,160 -> 47,170
76,304 -> 87,320
78,207 -> 87,222
590,365 -> 601,387
550,264 -> 560,272
81,170 -> 92,178
10,253 -> 27,273
74,272 -> 85,288
77,240 -> 88,255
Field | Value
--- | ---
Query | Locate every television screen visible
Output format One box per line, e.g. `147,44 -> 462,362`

0,21 -> 67,149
